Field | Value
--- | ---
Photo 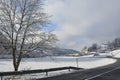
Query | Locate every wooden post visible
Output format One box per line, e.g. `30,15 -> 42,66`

76,58 -> 79,67
1,76 -> 3,80
68,68 -> 70,72
46,71 -> 48,76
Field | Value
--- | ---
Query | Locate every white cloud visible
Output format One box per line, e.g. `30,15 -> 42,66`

44,0 -> 120,51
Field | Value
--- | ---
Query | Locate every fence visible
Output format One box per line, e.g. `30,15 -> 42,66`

0,66 -> 82,80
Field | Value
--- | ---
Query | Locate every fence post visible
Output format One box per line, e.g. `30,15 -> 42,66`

76,58 -> 79,67
1,75 -> 3,80
68,67 -> 70,72
46,71 -> 48,76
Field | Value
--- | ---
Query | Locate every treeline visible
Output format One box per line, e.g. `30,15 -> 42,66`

87,37 -> 120,52
107,38 -> 120,50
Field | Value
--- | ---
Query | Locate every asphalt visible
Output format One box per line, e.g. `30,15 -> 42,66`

36,58 -> 120,80
90,67 -> 120,80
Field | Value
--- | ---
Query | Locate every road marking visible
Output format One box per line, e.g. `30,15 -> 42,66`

85,66 -> 120,80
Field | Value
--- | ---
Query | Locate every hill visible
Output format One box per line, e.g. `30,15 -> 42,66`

0,33 -> 80,58
23,47 -> 81,58
46,48 -> 80,56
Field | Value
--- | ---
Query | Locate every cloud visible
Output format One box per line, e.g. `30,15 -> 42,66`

44,0 -> 120,51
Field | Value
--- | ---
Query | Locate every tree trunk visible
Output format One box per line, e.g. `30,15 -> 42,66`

14,65 -> 18,71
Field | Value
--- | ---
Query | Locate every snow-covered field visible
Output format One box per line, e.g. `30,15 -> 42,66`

0,56 -> 116,72
1,49 -> 120,72
1,49 -> 120,80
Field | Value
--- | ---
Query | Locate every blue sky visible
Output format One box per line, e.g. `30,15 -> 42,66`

43,0 -> 120,51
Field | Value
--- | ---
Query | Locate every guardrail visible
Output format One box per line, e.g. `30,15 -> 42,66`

0,66 -> 82,80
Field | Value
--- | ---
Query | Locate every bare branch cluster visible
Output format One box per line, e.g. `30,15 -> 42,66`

0,0 -> 57,71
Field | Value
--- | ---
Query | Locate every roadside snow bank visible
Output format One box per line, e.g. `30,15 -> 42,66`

100,49 -> 120,58
78,57 -> 116,68
111,49 -> 120,58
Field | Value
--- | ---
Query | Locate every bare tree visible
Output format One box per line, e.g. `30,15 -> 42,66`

0,0 -> 57,71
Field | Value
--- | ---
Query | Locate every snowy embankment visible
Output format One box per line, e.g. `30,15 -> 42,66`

1,50 -> 120,72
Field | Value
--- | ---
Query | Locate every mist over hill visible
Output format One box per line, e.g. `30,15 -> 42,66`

23,47 -> 80,58
0,33 -> 80,58
45,47 -> 80,56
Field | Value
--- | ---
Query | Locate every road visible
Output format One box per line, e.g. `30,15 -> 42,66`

35,58 -> 120,80
89,67 -> 120,80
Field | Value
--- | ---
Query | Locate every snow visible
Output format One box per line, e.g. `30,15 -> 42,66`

20,56 -> 116,70
97,49 -> 120,58
111,49 -> 120,58
1,49 -> 120,79
0,55 -> 117,72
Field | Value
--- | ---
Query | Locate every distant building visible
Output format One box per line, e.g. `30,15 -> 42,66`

98,44 -> 108,53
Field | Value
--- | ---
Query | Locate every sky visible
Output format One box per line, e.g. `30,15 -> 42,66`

43,0 -> 120,51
